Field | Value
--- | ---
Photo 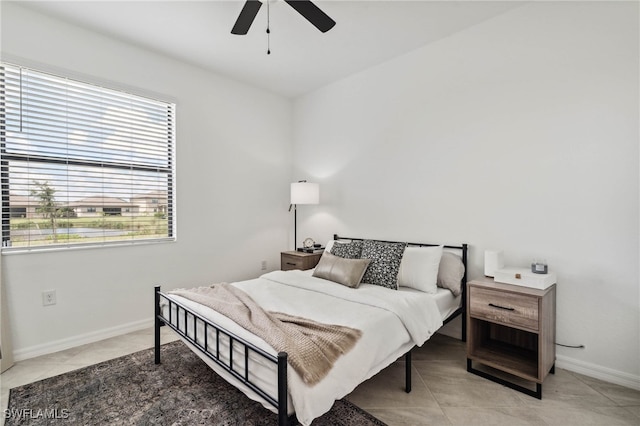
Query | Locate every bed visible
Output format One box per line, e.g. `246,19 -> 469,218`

154,235 -> 468,425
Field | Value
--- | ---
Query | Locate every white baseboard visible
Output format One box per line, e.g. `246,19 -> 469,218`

13,318 -> 153,362
556,354 -> 640,391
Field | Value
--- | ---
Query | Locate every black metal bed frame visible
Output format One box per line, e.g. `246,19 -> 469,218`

154,235 -> 468,426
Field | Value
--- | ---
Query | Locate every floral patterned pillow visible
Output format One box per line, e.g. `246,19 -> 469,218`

330,240 -> 363,259
360,240 -> 407,290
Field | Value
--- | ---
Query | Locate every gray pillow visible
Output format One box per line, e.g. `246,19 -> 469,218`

437,252 -> 465,296
360,240 -> 407,290
330,240 -> 363,259
312,252 -> 371,288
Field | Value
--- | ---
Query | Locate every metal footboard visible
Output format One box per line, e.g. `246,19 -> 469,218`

154,286 -> 291,426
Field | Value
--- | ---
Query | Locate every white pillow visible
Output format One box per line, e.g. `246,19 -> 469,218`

397,245 -> 443,293
324,239 -> 335,253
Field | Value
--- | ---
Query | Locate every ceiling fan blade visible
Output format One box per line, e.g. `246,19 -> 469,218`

284,0 -> 336,33
231,0 -> 263,35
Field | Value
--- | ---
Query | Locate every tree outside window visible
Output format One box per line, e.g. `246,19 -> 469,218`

30,181 -> 59,242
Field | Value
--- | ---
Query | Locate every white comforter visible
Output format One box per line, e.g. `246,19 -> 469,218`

168,269 -> 443,425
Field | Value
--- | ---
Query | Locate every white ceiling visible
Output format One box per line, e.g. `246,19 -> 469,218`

18,0 -> 524,98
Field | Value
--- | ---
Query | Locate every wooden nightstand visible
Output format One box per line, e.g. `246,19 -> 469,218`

466,277 -> 556,399
281,251 -> 323,271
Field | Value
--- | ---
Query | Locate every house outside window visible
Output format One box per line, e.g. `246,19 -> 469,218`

0,63 -> 176,250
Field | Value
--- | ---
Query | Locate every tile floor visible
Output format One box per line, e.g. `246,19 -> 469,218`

1,330 -> 639,425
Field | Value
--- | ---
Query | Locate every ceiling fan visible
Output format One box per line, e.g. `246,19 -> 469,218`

231,0 -> 336,35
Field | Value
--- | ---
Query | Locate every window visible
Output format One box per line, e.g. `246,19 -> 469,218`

1,63 -> 175,250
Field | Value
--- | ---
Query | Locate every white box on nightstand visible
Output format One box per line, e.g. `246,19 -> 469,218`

494,267 -> 557,290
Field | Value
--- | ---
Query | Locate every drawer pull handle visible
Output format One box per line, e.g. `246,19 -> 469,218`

488,303 -> 515,311
286,262 -> 297,266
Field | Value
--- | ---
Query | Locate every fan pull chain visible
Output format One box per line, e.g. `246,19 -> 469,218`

266,0 -> 271,54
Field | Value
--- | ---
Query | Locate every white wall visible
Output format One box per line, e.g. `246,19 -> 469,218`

1,3 -> 292,358
293,2 -> 639,388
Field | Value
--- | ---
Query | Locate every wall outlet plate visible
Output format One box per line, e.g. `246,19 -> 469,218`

43,290 -> 56,306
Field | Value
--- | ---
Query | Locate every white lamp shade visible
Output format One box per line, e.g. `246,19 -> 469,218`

290,182 -> 319,205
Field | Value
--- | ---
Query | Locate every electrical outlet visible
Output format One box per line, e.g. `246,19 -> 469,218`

43,290 -> 56,306
261,260 -> 267,271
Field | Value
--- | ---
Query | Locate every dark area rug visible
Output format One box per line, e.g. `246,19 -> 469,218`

6,340 -> 386,425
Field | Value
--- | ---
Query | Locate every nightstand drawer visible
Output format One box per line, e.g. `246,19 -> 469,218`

469,286 -> 539,331
282,255 -> 305,270
281,251 -> 322,271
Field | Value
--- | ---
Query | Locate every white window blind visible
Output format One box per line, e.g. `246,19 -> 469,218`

0,63 -> 175,250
